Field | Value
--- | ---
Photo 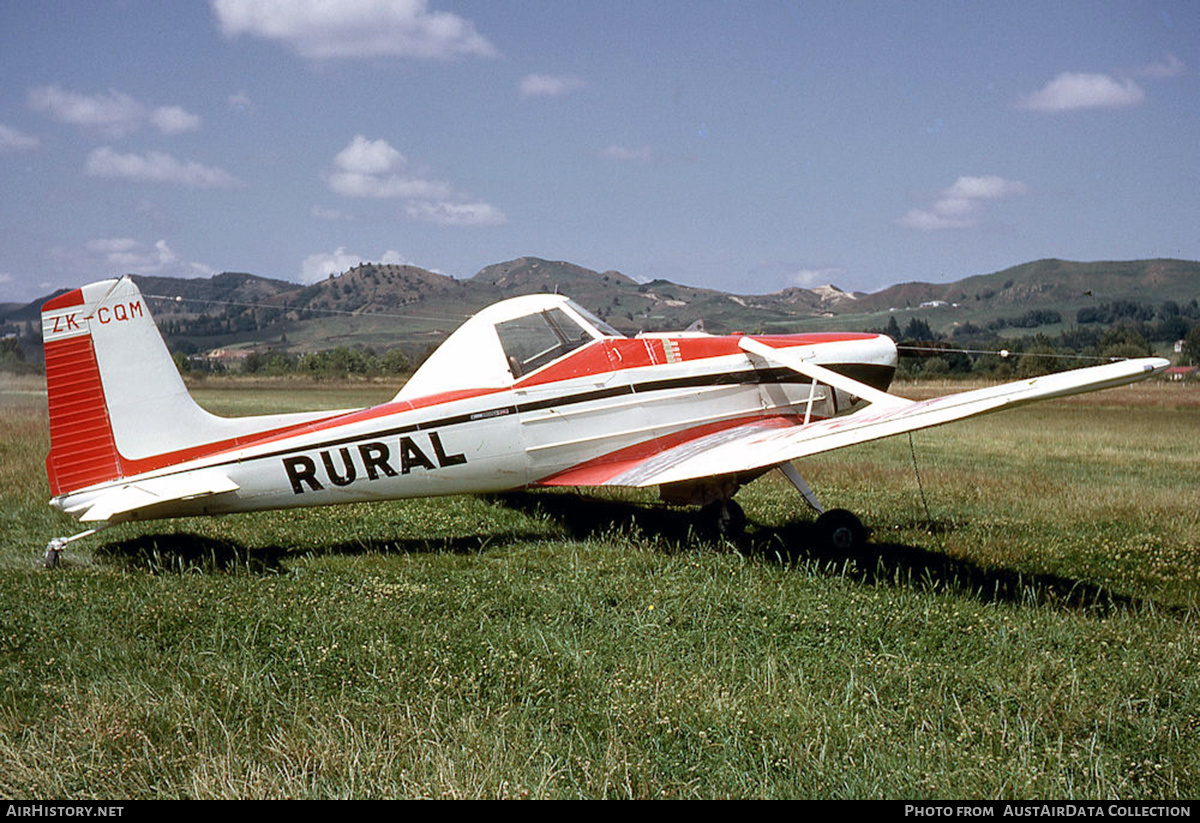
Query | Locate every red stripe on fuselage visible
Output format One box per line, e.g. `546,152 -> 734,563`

535,414 -> 801,487
515,332 -> 881,388
61,386 -> 514,491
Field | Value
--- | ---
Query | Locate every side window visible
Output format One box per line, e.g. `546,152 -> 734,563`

497,309 -> 592,377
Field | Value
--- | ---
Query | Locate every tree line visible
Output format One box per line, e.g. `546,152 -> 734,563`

179,345 -> 415,378
878,298 -> 1200,379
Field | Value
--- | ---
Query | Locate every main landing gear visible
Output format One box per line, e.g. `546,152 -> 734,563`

813,508 -> 868,552
779,463 -> 868,553
660,468 -> 870,551
699,498 -> 746,539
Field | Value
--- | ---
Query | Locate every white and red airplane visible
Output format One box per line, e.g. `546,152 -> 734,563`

41,276 -> 1168,562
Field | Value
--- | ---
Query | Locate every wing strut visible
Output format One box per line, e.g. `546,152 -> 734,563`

739,336 -> 911,410
779,462 -> 824,514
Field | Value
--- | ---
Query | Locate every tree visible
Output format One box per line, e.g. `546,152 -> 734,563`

1099,325 -> 1152,360
0,337 -> 29,373
921,356 -> 949,377
1186,326 -> 1200,367
903,317 -> 936,340
1016,347 -> 1060,378
1015,335 -> 1063,378
380,347 -> 411,375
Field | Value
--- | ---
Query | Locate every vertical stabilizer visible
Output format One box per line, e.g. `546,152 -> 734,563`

44,277 -> 213,493
42,277 -> 330,497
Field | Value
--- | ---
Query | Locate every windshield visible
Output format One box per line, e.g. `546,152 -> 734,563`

496,308 -> 596,377
568,301 -> 623,338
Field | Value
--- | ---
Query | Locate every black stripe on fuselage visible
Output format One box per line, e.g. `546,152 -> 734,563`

133,362 -> 896,479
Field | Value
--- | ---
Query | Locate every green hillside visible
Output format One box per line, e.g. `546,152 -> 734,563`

3,258 -> 1198,369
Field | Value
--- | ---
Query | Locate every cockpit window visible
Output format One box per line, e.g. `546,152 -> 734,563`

496,308 -> 594,377
569,302 -> 623,338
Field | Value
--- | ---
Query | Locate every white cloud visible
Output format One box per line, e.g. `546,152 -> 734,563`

325,135 -> 452,198
898,175 -> 1028,231
1016,72 -> 1145,112
943,176 -> 1028,200
28,85 -> 201,137
324,135 -> 505,225
29,86 -> 143,137
789,266 -> 848,288
85,147 -> 244,189
228,90 -> 253,111
520,74 -> 586,98
598,144 -> 654,162
1135,53 -> 1185,79
212,0 -> 498,60
311,205 -> 355,222
333,134 -> 405,174
301,247 -> 365,283
403,200 -> 506,226
330,171 -> 453,199
80,237 -> 216,277
149,105 -> 202,134
300,247 -> 409,283
0,124 -> 39,153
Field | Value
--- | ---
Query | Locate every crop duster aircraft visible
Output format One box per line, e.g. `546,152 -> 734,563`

41,276 -> 1168,561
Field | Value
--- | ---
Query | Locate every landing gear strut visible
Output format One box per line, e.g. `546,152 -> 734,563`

660,476 -> 748,540
42,527 -> 104,569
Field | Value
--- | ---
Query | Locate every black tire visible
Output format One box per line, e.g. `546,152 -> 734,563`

816,508 -> 866,552
700,499 -> 746,539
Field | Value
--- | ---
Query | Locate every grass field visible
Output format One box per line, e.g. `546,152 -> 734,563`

0,374 -> 1197,799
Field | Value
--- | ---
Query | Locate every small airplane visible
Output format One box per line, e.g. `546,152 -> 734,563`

40,276 -> 1168,564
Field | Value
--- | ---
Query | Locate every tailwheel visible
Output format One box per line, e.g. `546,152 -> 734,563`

700,499 -> 746,539
815,508 -> 867,553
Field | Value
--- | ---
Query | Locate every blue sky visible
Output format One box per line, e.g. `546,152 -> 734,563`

1,1 -> 1196,304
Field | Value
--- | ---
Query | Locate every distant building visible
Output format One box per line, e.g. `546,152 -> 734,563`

194,348 -> 253,372
1165,366 -> 1197,382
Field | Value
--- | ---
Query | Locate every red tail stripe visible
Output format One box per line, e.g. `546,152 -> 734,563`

41,288 -> 85,312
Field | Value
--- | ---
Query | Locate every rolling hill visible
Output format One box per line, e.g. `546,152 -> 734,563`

3,257 -> 1198,365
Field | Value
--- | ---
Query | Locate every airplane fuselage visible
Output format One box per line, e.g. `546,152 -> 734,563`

51,331 -> 897,523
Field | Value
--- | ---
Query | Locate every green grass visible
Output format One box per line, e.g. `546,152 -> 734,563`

1,374 -> 1197,798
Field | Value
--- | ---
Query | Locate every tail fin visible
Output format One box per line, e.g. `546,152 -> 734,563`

42,276 -> 332,497
42,277 -> 222,494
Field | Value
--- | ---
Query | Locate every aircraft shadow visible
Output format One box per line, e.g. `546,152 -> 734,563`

93,493 -> 1157,617
92,525 -> 555,574
494,490 -> 1156,617
94,533 -> 289,574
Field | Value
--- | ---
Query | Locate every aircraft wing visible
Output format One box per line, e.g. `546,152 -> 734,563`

591,346 -> 1169,489
63,469 -> 240,523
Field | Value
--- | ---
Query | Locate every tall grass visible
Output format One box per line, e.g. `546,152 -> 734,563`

1,376 -> 1197,798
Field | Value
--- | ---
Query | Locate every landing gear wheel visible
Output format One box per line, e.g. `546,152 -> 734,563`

700,499 -> 746,539
816,509 -> 866,553
43,537 -> 68,569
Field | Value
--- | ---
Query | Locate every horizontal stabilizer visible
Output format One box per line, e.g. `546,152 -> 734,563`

68,470 -> 240,523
